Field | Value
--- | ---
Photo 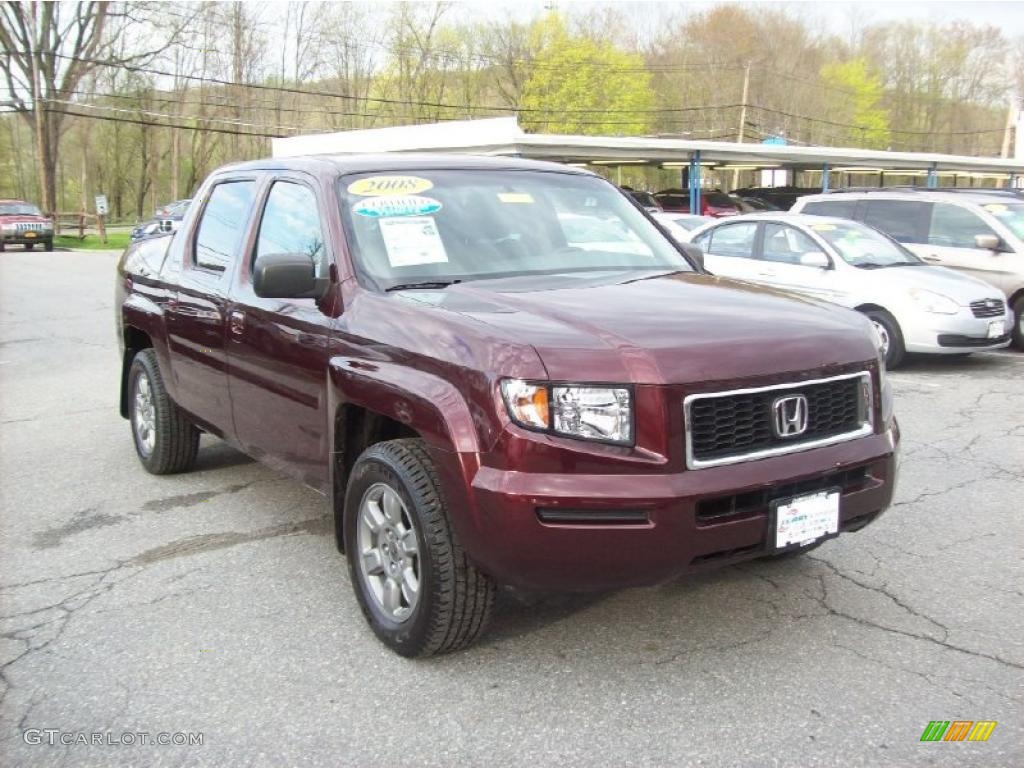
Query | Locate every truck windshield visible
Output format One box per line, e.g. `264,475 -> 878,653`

0,203 -> 43,216
809,220 -> 923,268
338,169 -> 692,290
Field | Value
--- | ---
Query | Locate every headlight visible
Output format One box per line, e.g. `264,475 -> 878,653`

909,288 -> 959,315
500,379 -> 633,444
1,223 -> 15,233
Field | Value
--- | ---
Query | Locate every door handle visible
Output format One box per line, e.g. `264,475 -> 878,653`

758,270 -> 777,277
228,309 -> 245,336
923,255 -> 941,262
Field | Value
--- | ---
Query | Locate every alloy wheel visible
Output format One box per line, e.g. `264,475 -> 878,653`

356,482 -> 420,623
132,371 -> 157,456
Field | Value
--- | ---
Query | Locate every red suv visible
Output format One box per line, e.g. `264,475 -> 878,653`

116,155 -> 898,656
0,200 -> 54,251
653,188 -> 742,217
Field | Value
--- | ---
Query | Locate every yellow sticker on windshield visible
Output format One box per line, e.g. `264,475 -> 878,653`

348,175 -> 433,197
810,223 -> 836,231
498,192 -> 534,204
983,204 -> 1007,213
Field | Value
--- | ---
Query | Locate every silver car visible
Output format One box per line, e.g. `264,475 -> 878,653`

687,213 -> 1014,367
791,189 -> 1024,350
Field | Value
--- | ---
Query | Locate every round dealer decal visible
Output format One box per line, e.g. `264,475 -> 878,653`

352,196 -> 443,218
347,175 -> 434,196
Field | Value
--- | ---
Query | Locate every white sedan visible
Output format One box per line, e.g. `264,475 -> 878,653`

686,213 -> 1014,367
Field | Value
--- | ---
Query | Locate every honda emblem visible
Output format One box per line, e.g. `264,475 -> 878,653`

772,394 -> 808,438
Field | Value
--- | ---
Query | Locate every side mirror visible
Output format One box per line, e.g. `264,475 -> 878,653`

799,251 -> 831,269
974,233 -> 1001,251
253,252 -> 328,299
679,242 -> 705,271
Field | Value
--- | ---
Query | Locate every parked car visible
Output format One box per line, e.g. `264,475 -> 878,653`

0,199 -> 54,251
131,199 -> 193,243
687,213 -> 1014,367
792,189 -> 1024,349
652,212 -> 713,243
116,155 -> 897,656
653,188 -> 742,217
733,195 -> 781,212
732,187 -> 821,210
620,186 -> 662,213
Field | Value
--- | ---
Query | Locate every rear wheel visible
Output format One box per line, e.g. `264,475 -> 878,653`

344,439 -> 495,657
1012,295 -> 1024,351
128,349 -> 199,474
863,309 -> 905,368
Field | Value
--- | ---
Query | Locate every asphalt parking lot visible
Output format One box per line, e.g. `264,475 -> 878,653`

1,250 -> 1021,767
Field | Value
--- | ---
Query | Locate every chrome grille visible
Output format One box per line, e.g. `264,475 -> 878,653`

15,222 -> 46,232
684,372 -> 873,469
970,298 -> 1005,318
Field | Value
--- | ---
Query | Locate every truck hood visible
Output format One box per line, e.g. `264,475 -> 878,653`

0,214 -> 50,224
401,270 -> 878,384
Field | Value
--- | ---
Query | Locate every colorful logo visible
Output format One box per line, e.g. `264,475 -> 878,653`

352,196 -> 442,218
920,721 -> 997,742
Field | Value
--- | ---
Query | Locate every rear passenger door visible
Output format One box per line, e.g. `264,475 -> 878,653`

225,176 -> 336,491
692,221 -> 760,281
166,178 -> 258,435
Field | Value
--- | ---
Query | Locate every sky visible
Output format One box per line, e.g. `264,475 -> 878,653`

466,0 -> 1024,36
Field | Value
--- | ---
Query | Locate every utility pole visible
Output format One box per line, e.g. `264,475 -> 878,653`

732,61 -> 751,191
1000,97 -> 1017,158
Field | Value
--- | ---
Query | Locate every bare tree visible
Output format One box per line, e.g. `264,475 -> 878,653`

0,2 -> 195,213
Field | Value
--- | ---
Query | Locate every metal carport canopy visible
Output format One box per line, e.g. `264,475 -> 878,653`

272,116 -> 1024,174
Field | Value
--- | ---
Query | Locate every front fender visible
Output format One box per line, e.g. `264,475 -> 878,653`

327,357 -> 495,558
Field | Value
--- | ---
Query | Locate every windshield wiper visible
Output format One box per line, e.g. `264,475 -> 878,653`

385,279 -> 462,292
883,261 -> 926,267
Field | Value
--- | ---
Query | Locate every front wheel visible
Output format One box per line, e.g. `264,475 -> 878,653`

1012,295 -> 1024,351
863,309 -> 906,368
43,238 -> 53,252
128,349 -> 199,474
344,439 -> 495,657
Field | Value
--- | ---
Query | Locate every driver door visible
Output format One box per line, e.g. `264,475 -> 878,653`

225,175 -> 336,491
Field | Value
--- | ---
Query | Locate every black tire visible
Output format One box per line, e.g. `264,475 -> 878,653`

863,309 -> 905,368
344,438 -> 495,657
1012,295 -> 1024,351
128,349 -> 199,474
43,238 -> 53,252
24,242 -> 34,251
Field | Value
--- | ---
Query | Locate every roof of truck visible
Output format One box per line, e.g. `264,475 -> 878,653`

223,153 -> 595,177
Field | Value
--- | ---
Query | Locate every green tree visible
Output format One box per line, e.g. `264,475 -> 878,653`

820,58 -> 891,148
520,14 -> 654,135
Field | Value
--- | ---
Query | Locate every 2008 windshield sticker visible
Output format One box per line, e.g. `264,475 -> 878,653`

352,196 -> 442,218
348,175 -> 433,196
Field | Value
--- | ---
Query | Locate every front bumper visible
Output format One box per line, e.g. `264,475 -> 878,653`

901,307 -> 1014,354
1,231 -> 53,246
443,427 -> 898,591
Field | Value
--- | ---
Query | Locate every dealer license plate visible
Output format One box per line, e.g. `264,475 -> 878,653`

988,320 -> 1005,338
773,490 -> 840,550
24,231 -> 36,238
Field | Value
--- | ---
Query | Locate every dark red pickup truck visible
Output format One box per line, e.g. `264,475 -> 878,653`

116,155 -> 898,656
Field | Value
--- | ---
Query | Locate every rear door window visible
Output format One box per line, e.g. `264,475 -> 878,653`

194,181 -> 257,272
862,200 -> 929,244
927,203 -> 999,249
697,222 -> 758,258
